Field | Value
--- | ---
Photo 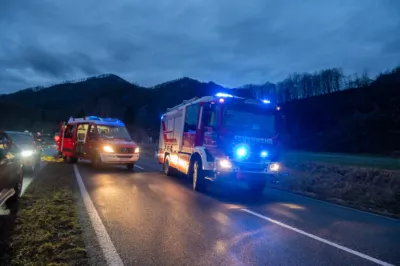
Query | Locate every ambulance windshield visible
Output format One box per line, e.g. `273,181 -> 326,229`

97,125 -> 132,141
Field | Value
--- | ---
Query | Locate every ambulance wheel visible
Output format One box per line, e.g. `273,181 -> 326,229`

163,155 -> 176,176
126,163 -> 134,171
66,156 -> 78,164
93,154 -> 103,169
247,179 -> 266,196
192,159 -> 206,192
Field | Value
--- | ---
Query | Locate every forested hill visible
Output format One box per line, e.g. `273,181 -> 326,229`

0,66 -> 399,154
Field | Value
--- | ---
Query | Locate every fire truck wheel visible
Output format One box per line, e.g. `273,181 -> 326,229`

163,155 -> 176,176
247,179 -> 266,195
192,160 -> 206,192
126,163 -> 135,171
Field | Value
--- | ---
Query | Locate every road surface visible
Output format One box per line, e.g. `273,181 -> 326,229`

74,155 -> 400,266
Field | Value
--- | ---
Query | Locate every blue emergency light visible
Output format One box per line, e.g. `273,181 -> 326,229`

262,99 -> 271,104
235,146 -> 249,158
260,151 -> 268,158
215,92 -> 233,98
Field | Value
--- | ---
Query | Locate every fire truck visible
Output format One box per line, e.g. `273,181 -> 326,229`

157,92 -> 283,194
56,116 -> 140,170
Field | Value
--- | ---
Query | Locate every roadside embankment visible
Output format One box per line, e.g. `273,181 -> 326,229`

0,162 -> 88,265
274,161 -> 400,219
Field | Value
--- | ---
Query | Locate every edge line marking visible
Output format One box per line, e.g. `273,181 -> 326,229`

73,165 -> 124,266
134,164 -> 144,170
241,208 -> 393,266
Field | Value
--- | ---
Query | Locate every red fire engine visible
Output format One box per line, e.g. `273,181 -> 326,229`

157,93 -> 283,194
56,116 -> 140,170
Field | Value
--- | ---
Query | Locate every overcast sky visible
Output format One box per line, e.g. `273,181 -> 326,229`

0,0 -> 399,93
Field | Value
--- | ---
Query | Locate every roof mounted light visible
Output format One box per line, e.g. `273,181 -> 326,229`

262,99 -> 271,104
215,93 -> 233,98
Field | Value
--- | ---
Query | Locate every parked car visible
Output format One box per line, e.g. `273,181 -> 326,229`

0,130 -> 23,209
6,131 -> 42,172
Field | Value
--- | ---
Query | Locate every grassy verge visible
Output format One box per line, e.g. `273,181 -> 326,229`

282,151 -> 400,170
274,161 -> 400,219
0,163 -> 88,265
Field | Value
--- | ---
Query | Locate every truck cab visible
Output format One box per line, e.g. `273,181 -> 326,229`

157,93 -> 284,194
57,116 -> 140,170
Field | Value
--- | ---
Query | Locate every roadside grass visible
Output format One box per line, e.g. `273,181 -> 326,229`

0,162 -> 88,265
275,162 -> 400,218
282,151 -> 400,170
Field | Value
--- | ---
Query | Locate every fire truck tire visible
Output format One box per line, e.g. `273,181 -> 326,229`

126,163 -> 135,171
247,179 -> 266,195
66,156 -> 78,164
163,155 -> 177,176
192,160 -> 206,192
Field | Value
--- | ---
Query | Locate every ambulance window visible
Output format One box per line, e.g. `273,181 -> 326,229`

64,125 -> 75,138
88,125 -> 96,139
184,103 -> 199,132
77,124 -> 88,141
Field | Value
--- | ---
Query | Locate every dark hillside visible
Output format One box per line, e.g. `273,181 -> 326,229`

283,68 -> 400,154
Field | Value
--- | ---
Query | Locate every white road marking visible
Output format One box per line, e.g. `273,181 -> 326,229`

241,209 -> 393,266
73,165 -> 124,266
268,187 -> 399,222
134,164 -> 144,170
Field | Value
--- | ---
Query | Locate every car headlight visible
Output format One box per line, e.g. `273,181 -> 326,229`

269,163 -> 280,172
219,159 -> 232,168
22,150 -> 33,157
103,146 -> 114,153
134,147 -> 140,153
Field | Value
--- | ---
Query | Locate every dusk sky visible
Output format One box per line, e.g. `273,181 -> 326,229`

1,0 -> 399,93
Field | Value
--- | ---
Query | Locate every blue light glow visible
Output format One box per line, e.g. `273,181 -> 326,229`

260,151 -> 268,157
236,146 -> 248,158
161,115 -> 164,120
262,99 -> 271,104
216,93 -> 233,98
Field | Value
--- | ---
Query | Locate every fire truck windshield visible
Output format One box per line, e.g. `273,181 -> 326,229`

223,106 -> 276,135
96,125 -> 132,141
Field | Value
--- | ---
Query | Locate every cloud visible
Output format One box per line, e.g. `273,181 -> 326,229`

0,0 -> 399,93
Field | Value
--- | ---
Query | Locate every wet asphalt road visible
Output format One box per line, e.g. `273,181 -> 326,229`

75,155 -> 400,266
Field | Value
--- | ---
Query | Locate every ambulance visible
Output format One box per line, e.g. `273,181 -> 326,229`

56,116 -> 140,170
157,93 -> 283,194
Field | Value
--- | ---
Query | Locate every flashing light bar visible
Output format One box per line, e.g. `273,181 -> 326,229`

262,99 -> 271,104
215,92 -> 233,98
